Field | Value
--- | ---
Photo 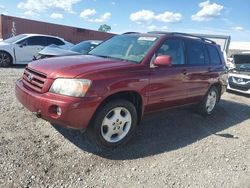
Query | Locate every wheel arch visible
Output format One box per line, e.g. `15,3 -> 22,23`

209,82 -> 222,102
91,91 -> 144,126
0,50 -> 14,65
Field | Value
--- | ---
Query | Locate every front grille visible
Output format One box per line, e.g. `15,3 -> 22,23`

23,67 -> 47,93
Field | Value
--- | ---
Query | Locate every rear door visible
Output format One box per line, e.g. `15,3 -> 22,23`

146,38 -> 190,112
183,39 -> 212,102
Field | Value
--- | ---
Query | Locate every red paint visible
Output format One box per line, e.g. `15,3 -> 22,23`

15,34 -> 228,130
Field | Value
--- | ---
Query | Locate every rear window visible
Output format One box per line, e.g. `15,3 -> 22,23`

46,37 -> 65,46
207,45 -> 221,65
185,40 -> 208,65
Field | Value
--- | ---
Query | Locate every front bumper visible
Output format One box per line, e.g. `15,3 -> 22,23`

227,73 -> 250,94
15,80 -> 102,129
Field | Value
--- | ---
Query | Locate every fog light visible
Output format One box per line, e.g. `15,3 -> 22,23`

56,107 -> 62,116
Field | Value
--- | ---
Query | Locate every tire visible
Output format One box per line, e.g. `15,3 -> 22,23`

198,86 -> 219,116
0,51 -> 13,67
86,99 -> 138,149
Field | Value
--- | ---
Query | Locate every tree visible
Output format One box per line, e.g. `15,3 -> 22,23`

98,24 -> 111,32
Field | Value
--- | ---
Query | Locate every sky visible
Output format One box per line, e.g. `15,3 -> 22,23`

0,0 -> 249,42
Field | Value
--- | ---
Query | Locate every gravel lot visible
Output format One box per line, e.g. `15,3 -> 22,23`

0,67 -> 250,188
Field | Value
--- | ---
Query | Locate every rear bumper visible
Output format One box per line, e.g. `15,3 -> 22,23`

15,79 -> 102,129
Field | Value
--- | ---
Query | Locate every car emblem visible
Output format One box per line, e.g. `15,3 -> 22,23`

237,78 -> 243,83
28,74 -> 33,82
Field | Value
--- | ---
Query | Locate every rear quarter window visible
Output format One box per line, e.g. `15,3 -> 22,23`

207,45 -> 222,65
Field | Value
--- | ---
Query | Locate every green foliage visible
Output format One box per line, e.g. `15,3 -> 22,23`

98,24 -> 111,32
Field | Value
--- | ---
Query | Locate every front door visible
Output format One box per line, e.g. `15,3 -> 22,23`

146,38 -> 189,112
15,36 -> 46,63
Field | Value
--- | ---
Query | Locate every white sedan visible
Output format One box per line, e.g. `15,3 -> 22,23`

0,34 -> 73,67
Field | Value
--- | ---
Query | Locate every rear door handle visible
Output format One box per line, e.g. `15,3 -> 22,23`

182,69 -> 187,75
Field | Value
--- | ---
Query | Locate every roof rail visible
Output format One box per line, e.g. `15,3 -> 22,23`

122,32 -> 140,35
171,32 -> 216,44
147,31 -> 170,35
147,31 -> 216,44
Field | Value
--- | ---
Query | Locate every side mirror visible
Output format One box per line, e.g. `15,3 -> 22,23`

18,43 -> 26,48
153,55 -> 172,67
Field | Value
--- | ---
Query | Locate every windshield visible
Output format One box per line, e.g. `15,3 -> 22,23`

4,34 -> 27,44
89,35 -> 159,63
71,41 -> 100,53
234,54 -> 250,70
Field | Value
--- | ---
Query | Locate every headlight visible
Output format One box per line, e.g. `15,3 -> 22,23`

49,79 -> 91,97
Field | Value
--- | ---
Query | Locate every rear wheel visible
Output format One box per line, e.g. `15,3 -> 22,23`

198,86 -> 219,116
86,99 -> 137,149
0,51 -> 13,67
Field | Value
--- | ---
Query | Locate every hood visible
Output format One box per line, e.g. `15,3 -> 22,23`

230,69 -> 250,76
29,55 -> 135,78
39,46 -> 80,56
0,41 -> 10,46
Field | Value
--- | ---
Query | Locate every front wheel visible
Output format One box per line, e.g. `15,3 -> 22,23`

86,99 -> 137,149
0,51 -> 13,67
198,86 -> 219,116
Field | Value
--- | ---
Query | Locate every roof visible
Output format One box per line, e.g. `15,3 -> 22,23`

21,33 -> 63,39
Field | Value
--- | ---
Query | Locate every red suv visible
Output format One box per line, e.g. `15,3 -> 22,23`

15,32 -> 227,149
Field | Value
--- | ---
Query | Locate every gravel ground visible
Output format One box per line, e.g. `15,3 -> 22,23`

0,67 -> 250,188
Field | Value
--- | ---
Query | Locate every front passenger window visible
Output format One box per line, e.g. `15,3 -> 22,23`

156,39 -> 185,65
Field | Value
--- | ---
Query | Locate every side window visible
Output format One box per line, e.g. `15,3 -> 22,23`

185,40 -> 208,65
46,37 -> 65,46
207,45 -> 221,65
26,36 -> 46,46
156,39 -> 185,65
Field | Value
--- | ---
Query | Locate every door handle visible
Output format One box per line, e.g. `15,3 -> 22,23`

208,67 -> 213,72
182,69 -> 187,75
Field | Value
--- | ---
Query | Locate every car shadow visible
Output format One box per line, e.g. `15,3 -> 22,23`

53,99 -> 250,160
226,90 -> 250,98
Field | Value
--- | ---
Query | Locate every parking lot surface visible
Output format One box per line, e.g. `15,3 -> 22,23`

0,67 -> 250,188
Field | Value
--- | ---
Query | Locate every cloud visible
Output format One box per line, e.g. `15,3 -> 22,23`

147,25 -> 157,30
50,13 -> 63,19
192,0 -> 223,21
233,26 -> 244,32
23,10 -> 40,17
155,12 -> 182,23
80,9 -> 111,23
17,0 -> 81,13
80,9 -> 96,19
130,10 -> 155,23
130,9 -> 182,23
89,12 -> 111,23
0,5 -> 5,9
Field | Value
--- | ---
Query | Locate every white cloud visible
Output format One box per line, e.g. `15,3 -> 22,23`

111,1 -> 116,5
80,9 -> 96,19
23,10 -> 40,16
130,10 -> 155,23
0,5 -> 5,9
89,12 -> 111,23
50,13 -> 63,19
155,11 -> 182,23
147,25 -> 157,30
192,0 -> 223,21
161,26 -> 168,31
130,9 -> 182,23
17,0 -> 80,13
233,26 -> 244,31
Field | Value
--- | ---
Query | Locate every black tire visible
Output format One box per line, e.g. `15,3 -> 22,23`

0,51 -> 13,67
86,99 -> 138,149
198,86 -> 219,116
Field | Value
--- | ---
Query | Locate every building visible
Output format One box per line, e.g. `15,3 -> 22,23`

0,14 -> 114,44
